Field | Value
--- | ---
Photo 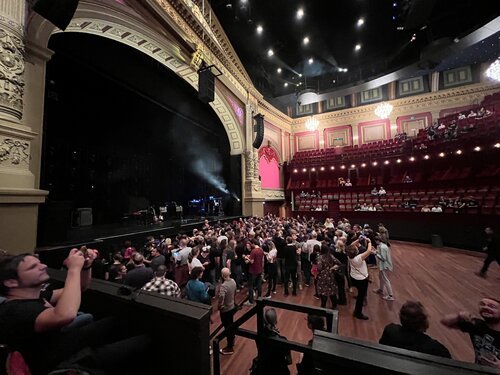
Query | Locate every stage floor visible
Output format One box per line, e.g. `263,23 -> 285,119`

210,240 -> 500,374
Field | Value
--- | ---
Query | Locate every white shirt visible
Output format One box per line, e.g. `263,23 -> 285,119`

188,257 -> 203,273
267,249 -> 277,263
349,254 -> 368,280
431,206 -> 442,212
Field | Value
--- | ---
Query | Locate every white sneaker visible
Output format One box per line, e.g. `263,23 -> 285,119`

383,295 -> 395,301
243,301 -> 254,306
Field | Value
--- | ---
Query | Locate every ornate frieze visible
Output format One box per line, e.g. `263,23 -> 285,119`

244,150 -> 259,181
0,15 -> 25,121
0,135 -> 30,168
263,189 -> 285,200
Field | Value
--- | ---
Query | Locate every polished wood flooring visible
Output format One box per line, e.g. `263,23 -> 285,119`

209,241 -> 500,374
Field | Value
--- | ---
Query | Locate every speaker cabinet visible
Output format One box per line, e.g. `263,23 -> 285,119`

32,0 -> 79,31
252,114 -> 264,149
198,69 -> 215,103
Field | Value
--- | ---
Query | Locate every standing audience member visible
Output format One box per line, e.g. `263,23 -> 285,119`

146,246 -> 165,272
264,241 -> 278,298
441,298 -> 500,368
347,238 -> 376,320
185,267 -> 210,304
333,240 -> 348,305
124,253 -> 154,289
283,236 -> 299,296
380,301 -> 451,358
244,241 -> 264,306
297,315 -> 326,375
476,227 -> 499,278
141,265 -> 180,297
316,245 -> 341,309
218,268 -> 237,355
302,232 -> 320,286
373,236 -> 394,301
172,238 -> 191,288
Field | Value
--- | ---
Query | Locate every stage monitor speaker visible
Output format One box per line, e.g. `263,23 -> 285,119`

252,114 -> 265,149
198,69 -> 215,103
32,0 -> 79,31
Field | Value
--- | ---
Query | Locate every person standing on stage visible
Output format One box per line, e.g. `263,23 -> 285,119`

476,227 -> 499,278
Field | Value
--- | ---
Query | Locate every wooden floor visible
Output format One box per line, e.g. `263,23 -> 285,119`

209,241 -> 500,374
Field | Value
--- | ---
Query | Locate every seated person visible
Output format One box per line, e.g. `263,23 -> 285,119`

378,187 -> 387,196
354,202 -> 362,211
338,177 -> 346,187
371,187 -> 379,196
374,203 -> 383,211
255,308 -> 291,375
0,250 -> 150,374
345,179 -> 353,187
441,298 -> 500,368
421,205 -> 431,212
438,196 -> 447,207
297,314 -> 325,375
368,204 -> 376,212
431,205 -> 443,213
465,197 -> 479,208
467,110 -> 477,118
438,122 -> 446,130
360,203 -> 369,211
380,301 -> 451,358
458,113 -> 466,120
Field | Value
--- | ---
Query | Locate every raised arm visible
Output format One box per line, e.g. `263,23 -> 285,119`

35,250 -> 85,332
441,311 -> 473,328
359,241 -> 374,261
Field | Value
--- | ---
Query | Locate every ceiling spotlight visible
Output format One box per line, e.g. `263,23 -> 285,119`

340,165 -> 346,169
424,154 -> 430,160
372,161 -> 378,166
296,84 -> 300,87
393,2 -> 397,6
351,164 -> 356,168
302,168 -> 307,172
439,152 -> 445,157
409,156 -> 415,162
284,82 -> 288,87
293,169 -> 298,173
410,34 -> 416,42
355,44 -> 361,51
311,167 -> 316,172
303,36 -> 310,45
277,68 -> 282,73
494,143 -> 500,148
384,160 -> 390,165
456,149 -> 462,155
308,58 -> 314,64
256,25 -> 263,34
474,146 -> 481,152
296,8 -> 304,19
320,166 -> 325,171
330,166 -> 335,170
361,163 -> 366,167
267,49 -> 274,57
396,158 -> 402,163
299,73 -> 303,77
357,18 -> 365,27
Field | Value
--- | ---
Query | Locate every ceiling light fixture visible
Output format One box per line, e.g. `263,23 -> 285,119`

372,161 -> 378,166
474,146 -> 481,151
355,44 -> 361,51
308,58 -> 314,64
340,165 -> 346,169
439,152 -> 445,157
384,160 -> 390,165
302,168 -> 307,172
311,167 -> 316,172
256,25 -> 263,34
305,116 -> 319,132
486,58 -> 500,82
357,18 -> 364,27
293,169 -> 298,173
277,68 -> 282,73
494,143 -> 500,148
396,158 -> 402,163
299,73 -> 303,77
303,36 -> 310,45
456,149 -> 462,155
351,164 -> 356,168
424,154 -> 430,160
330,166 -> 335,170
267,49 -> 274,57
320,166 -> 325,171
284,82 -> 288,87
296,8 -> 304,19
361,163 -> 366,167
409,156 -> 415,162
374,102 -> 393,119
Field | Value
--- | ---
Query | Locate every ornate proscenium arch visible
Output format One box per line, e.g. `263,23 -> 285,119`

25,0 -> 245,155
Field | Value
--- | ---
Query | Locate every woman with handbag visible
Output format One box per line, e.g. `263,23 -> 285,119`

316,245 -> 342,309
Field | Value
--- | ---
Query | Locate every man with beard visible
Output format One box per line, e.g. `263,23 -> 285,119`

441,298 -> 500,368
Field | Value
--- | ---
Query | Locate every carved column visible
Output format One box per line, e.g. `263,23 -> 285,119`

0,1 -> 49,252
241,98 -> 264,217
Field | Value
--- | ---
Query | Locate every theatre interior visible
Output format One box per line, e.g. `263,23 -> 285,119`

0,0 -> 499,374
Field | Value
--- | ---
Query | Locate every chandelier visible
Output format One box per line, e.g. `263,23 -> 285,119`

305,116 -> 319,131
486,58 -> 500,82
374,102 -> 393,119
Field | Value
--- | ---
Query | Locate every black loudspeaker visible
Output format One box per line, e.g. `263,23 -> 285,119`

32,0 -> 79,31
253,114 -> 265,149
198,69 -> 215,103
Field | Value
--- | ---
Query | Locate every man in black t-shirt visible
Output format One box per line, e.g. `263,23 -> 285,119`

0,249 -> 149,374
283,237 -> 298,296
477,227 -> 499,278
442,298 -> 500,368
380,301 -> 451,358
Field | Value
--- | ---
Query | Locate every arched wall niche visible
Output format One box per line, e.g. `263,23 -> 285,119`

25,0 -> 245,155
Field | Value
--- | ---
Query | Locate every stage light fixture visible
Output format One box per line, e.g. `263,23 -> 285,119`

277,68 -> 282,73
267,49 -> 274,57
355,44 -> 361,51
256,25 -> 263,34
308,58 -> 314,64
297,8 -> 304,19
299,73 -> 303,77
284,82 -> 288,87
303,36 -> 309,45
357,18 -> 364,27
